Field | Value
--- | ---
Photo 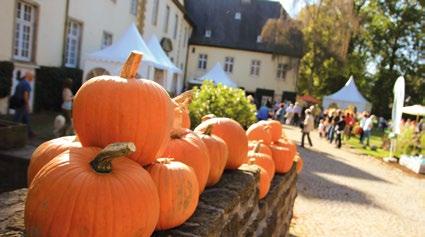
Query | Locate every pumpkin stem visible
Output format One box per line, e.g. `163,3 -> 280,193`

170,129 -> 186,139
201,114 -> 216,121
248,158 -> 256,165
253,142 -> 262,153
156,158 -> 174,164
120,51 -> 143,79
204,125 -> 214,136
90,142 -> 136,173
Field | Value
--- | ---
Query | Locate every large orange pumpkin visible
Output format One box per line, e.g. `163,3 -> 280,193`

273,139 -> 296,159
195,118 -> 248,169
248,159 -> 271,199
27,136 -> 81,185
248,143 -> 275,181
161,129 -> 210,193
265,120 -> 283,142
246,123 -> 272,145
269,144 -> 294,173
197,125 -> 228,187
73,51 -> 174,165
248,141 -> 272,157
146,158 -> 198,230
25,142 -> 160,237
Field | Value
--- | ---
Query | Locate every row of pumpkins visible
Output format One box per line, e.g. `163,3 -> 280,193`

24,52 -> 303,237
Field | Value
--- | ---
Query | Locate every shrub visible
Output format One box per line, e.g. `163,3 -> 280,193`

395,125 -> 415,155
35,66 -> 83,111
189,80 -> 257,129
0,61 -> 14,98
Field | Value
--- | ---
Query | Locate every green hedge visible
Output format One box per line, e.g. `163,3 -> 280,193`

35,66 -> 82,111
0,61 -> 14,98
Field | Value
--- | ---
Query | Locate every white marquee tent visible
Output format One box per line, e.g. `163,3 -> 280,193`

322,76 -> 372,112
83,23 -> 165,81
190,63 -> 238,88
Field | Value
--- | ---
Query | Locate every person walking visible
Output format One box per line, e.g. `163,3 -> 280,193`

335,114 -> 346,148
10,72 -> 34,137
301,109 -> 314,148
285,103 -> 294,125
61,78 -> 74,136
361,114 -> 375,147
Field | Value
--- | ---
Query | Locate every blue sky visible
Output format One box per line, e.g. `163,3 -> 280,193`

270,0 -> 316,17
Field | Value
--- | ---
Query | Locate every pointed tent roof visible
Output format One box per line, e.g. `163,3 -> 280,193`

86,23 -> 164,68
323,76 -> 371,111
198,63 -> 238,88
147,35 -> 182,74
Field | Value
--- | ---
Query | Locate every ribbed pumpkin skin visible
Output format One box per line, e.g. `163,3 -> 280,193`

248,142 -> 272,157
248,152 -> 275,181
25,147 -> 160,237
265,120 -> 282,142
273,139 -> 296,160
181,109 -> 191,129
269,145 -> 294,173
257,165 -> 271,199
161,129 -> 210,193
198,133 -> 228,187
28,136 -> 81,185
147,160 -> 199,230
246,123 -> 272,145
73,76 -> 174,165
195,118 -> 248,169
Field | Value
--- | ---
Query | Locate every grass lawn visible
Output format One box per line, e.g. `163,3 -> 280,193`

345,130 -> 390,159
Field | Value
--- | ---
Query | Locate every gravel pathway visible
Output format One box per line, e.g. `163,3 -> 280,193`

285,125 -> 425,237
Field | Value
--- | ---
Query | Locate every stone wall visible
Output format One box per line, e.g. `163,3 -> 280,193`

0,164 -> 297,237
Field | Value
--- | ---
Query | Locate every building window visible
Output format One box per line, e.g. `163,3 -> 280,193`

250,60 -> 261,76
152,0 -> 159,26
183,27 -> 188,47
130,0 -> 138,15
198,54 -> 208,69
101,31 -> 113,49
205,30 -> 211,38
235,12 -> 241,20
173,14 -> 178,39
224,57 -> 234,73
277,63 -> 289,79
13,1 -> 36,61
257,35 -> 262,43
164,5 -> 170,33
64,20 -> 82,68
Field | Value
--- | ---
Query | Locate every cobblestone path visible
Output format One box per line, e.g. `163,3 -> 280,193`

285,126 -> 425,237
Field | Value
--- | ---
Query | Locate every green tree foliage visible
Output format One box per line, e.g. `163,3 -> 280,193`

189,81 -> 257,129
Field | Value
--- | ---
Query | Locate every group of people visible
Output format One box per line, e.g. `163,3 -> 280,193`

10,72 -> 74,138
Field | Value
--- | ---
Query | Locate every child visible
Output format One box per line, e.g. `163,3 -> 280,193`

318,119 -> 325,138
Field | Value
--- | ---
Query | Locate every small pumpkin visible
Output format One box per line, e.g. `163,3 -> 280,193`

248,159 -> 271,199
273,139 -> 296,159
195,118 -> 248,169
248,142 -> 275,181
73,51 -> 174,165
265,120 -> 283,142
161,128 -> 210,193
295,153 -> 303,174
27,136 -> 81,185
146,158 -> 199,230
248,141 -> 272,157
197,125 -> 228,187
25,142 -> 160,237
269,144 -> 294,173
172,90 -> 193,129
246,123 -> 272,145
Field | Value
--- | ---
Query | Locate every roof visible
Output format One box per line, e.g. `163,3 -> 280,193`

192,63 -> 238,88
147,35 -> 182,74
184,0 -> 303,57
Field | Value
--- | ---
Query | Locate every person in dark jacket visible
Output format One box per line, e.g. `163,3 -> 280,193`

335,114 -> 346,148
11,71 -> 34,137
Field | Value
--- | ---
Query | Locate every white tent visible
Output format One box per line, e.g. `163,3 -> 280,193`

322,76 -> 371,112
191,63 -> 238,88
402,104 -> 425,116
83,23 -> 165,81
147,35 -> 182,93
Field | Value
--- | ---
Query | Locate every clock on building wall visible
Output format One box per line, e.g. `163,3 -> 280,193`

160,37 -> 173,53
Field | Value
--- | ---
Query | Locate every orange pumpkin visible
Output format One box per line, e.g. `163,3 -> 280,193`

265,120 -> 283,142
248,159 -> 271,199
246,123 -> 272,145
197,125 -> 228,187
248,143 -> 275,181
73,51 -> 174,165
273,139 -> 296,159
146,158 -> 198,230
295,153 -> 303,174
27,136 -> 81,185
269,144 -> 294,173
25,142 -> 160,237
172,90 -> 192,129
248,141 -> 272,157
161,129 -> 210,193
195,118 -> 248,169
